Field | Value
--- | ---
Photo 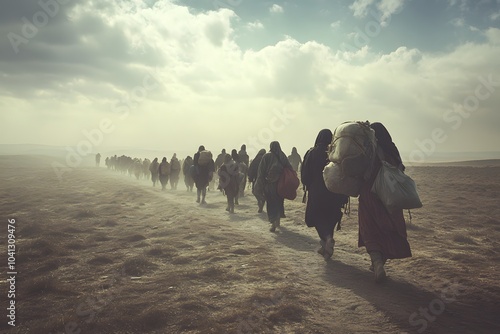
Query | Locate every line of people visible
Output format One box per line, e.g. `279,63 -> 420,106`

102,122 -> 411,283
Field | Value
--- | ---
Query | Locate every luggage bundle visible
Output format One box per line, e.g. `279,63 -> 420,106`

323,121 -> 377,197
198,150 -> 213,166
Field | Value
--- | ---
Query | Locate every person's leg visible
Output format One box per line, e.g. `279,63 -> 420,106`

201,187 -> 207,204
196,188 -> 201,203
369,251 -> 387,283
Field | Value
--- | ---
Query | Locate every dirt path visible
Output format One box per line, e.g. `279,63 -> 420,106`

1,157 -> 499,334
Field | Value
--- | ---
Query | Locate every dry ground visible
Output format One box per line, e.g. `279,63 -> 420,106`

0,155 -> 499,334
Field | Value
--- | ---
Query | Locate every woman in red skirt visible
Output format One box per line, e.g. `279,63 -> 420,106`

358,122 -> 412,283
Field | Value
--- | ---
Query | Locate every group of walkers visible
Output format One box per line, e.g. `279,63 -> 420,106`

101,122 -> 412,283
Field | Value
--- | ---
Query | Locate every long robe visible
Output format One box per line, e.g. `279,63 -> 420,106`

358,123 -> 412,259
301,130 -> 347,240
255,142 -> 291,223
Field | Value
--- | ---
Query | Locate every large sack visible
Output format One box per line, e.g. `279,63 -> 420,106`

326,121 -> 377,196
371,161 -> 423,212
277,166 -> 300,200
323,162 -> 364,197
159,162 -> 170,176
198,150 -> 213,166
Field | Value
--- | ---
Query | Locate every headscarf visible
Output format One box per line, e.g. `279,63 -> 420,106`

269,141 -> 291,168
314,129 -> 333,148
161,157 -> 167,163
231,149 -> 239,163
370,122 -> 402,164
224,153 -> 232,163
198,145 -> 205,152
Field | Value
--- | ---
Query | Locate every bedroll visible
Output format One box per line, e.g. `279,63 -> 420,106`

323,121 -> 376,197
198,150 -> 213,166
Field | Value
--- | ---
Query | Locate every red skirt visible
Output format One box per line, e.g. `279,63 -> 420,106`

358,160 -> 412,259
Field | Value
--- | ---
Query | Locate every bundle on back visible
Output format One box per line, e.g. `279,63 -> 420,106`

323,121 -> 377,197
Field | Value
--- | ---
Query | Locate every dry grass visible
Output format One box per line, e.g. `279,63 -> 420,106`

2,157 -> 500,334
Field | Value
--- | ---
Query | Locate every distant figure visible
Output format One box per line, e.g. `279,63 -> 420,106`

218,154 -> 239,213
158,157 -> 170,191
288,147 -> 302,173
133,158 -> 142,180
142,158 -> 151,180
248,149 -> 266,213
183,156 -> 194,192
170,153 -> 181,190
301,129 -> 348,261
237,145 -> 249,198
254,141 -> 292,232
105,157 -> 110,169
236,160 -> 247,198
358,122 -> 412,283
238,144 -> 250,166
215,149 -> 226,171
149,158 -> 160,187
95,153 -> 101,167
193,145 -> 215,204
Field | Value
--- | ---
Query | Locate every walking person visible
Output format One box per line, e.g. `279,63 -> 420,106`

158,157 -> 170,191
193,145 -> 215,204
358,122 -> 412,283
288,147 -> 302,173
254,141 -> 292,232
218,154 -> 239,213
248,149 -> 266,213
149,158 -> 160,187
301,129 -> 348,260
183,156 -> 194,192
170,153 -> 181,190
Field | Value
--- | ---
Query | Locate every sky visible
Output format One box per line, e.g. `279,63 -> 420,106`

0,0 -> 499,163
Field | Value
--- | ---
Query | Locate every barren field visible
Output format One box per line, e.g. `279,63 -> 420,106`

0,155 -> 499,334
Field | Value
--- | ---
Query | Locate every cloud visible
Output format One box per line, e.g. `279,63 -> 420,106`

376,0 -> 406,26
269,4 -> 284,14
490,10 -> 500,20
247,20 -> 264,30
451,17 -> 466,27
0,0 -> 499,157
349,0 -> 375,18
349,0 -> 406,26
330,20 -> 341,29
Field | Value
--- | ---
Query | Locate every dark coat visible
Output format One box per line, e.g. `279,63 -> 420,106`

193,151 -> 215,189
301,129 -> 347,228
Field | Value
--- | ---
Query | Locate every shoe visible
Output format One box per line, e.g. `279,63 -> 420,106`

369,258 -> 387,272
324,236 -> 334,260
196,198 -> 200,203
369,252 -> 387,283
201,200 -> 207,205
226,206 -> 230,212
269,220 -> 277,232
317,239 -> 326,256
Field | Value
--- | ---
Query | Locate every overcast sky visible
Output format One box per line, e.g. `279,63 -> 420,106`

0,0 -> 499,161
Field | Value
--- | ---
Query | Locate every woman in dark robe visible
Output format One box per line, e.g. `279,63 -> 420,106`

218,154 -> 239,213
158,157 -> 170,191
254,141 -> 292,232
193,145 -> 215,204
358,122 -> 412,283
248,149 -> 266,213
301,129 -> 348,260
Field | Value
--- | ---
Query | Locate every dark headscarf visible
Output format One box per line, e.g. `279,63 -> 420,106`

370,122 -> 402,165
198,145 -> 205,152
314,129 -> 333,147
231,149 -> 239,163
270,141 -> 282,154
161,157 -> 167,163
269,141 -> 291,168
